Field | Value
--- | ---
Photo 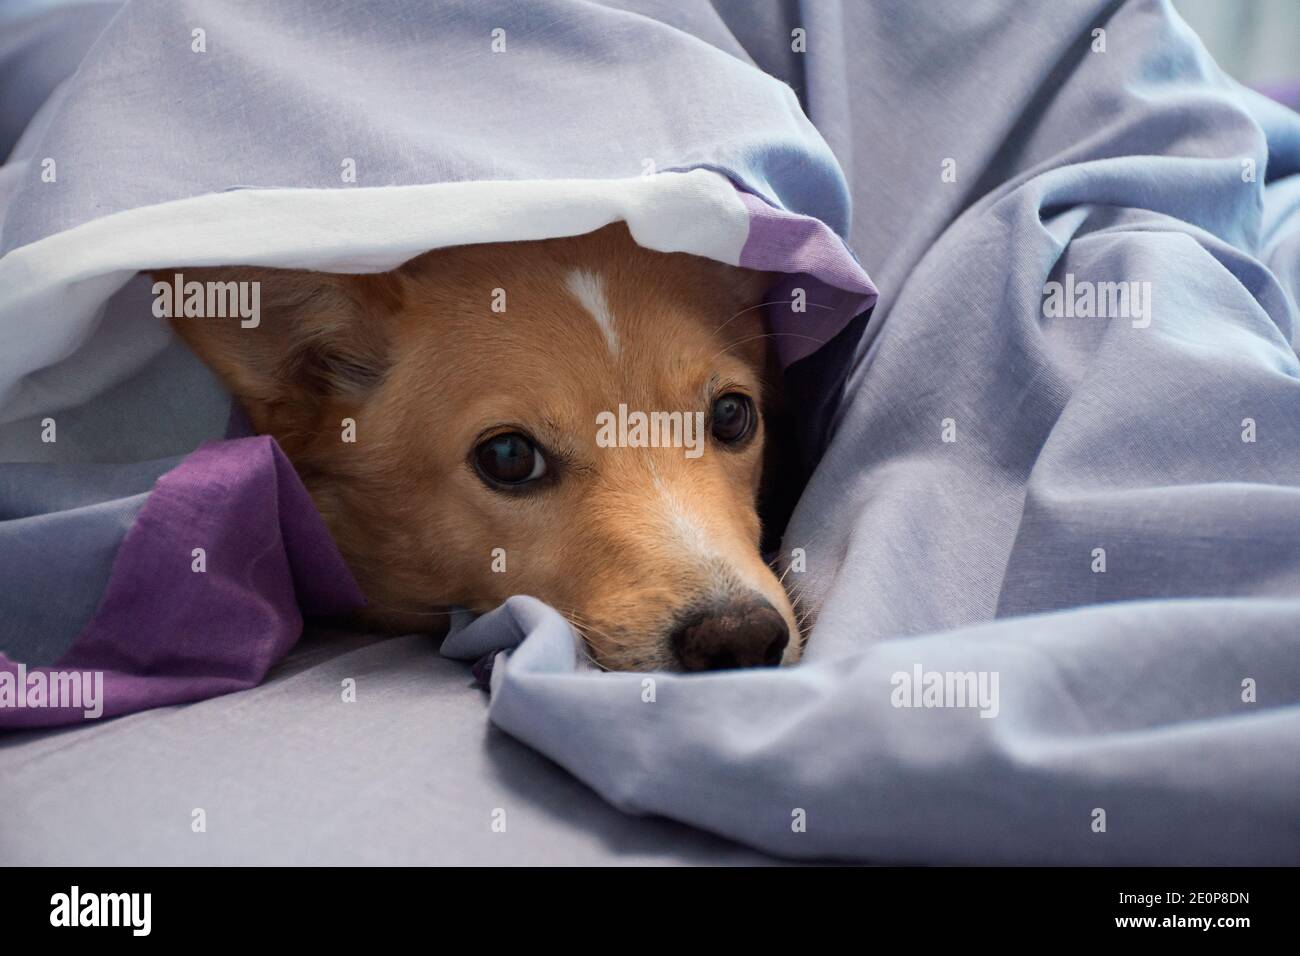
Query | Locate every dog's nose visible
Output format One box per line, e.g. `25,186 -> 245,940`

670,598 -> 790,671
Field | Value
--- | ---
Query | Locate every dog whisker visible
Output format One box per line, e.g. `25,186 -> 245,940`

559,611 -> 613,672
712,298 -> 834,335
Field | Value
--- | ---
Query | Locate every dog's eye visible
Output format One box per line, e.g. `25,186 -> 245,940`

711,393 -> 755,445
474,432 -> 547,487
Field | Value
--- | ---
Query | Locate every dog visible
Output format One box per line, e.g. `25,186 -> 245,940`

159,222 -> 801,671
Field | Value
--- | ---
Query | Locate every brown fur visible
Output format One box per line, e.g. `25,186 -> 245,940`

161,223 -> 800,670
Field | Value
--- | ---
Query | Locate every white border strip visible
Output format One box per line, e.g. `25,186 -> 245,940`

0,170 -> 750,420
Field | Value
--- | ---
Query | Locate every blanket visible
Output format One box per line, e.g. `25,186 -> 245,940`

0,0 -> 872,723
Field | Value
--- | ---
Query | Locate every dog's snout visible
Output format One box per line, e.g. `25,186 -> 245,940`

670,598 -> 790,671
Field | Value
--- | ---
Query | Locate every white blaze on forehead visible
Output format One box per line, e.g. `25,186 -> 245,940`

565,269 -> 619,356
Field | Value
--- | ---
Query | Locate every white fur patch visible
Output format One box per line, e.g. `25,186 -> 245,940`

651,466 -> 739,591
565,269 -> 619,356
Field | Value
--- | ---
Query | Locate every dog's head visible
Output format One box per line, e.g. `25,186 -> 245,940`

162,223 -> 800,670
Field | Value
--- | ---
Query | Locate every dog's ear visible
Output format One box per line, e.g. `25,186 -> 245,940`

721,266 -> 776,311
689,261 -> 774,317
153,266 -> 405,444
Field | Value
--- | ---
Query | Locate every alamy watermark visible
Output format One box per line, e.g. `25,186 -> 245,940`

152,271 -> 260,328
1042,273 -> 1152,328
596,404 -> 706,459
890,664 -> 1000,718
0,664 -> 104,719
50,886 -> 150,936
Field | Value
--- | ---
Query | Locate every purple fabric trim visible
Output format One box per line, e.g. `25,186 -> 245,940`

0,436 -> 364,730
737,190 -> 878,367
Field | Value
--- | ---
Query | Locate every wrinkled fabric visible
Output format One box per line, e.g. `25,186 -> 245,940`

443,0 -> 1300,864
